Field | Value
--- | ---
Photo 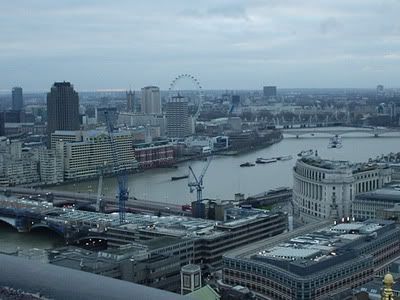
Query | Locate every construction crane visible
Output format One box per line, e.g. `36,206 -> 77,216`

188,156 -> 213,218
95,169 -> 103,212
104,111 -> 128,224
95,163 -> 107,212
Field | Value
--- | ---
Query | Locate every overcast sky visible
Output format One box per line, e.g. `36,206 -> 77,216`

1,0 -> 399,91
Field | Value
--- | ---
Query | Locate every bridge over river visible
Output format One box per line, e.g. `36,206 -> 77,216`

282,126 -> 400,138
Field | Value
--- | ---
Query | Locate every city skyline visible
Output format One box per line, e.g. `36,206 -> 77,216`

0,1 -> 400,91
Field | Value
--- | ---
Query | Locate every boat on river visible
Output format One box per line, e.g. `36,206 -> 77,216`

240,162 -> 255,167
328,136 -> 342,148
256,158 -> 277,164
276,155 -> 293,161
297,149 -> 314,157
171,175 -> 189,181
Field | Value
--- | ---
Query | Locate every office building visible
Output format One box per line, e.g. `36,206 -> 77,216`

166,95 -> 190,138
134,140 -> 175,169
126,90 -> 135,113
353,186 -> 400,220
47,82 -> 80,148
4,110 -> 25,123
11,87 -> 23,111
377,204 -> 400,223
50,130 -> 82,150
141,86 -> 161,115
293,156 -> 392,223
0,139 -> 40,186
50,241 -> 186,292
223,220 -> 400,300
105,208 -> 288,272
263,86 -> 277,99
39,143 -> 64,184
58,130 -> 138,180
118,113 -> 167,136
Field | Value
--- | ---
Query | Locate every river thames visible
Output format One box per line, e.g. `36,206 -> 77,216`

1,132 -> 400,252
50,133 -> 400,205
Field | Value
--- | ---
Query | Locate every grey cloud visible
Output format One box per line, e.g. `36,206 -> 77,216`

0,0 -> 399,90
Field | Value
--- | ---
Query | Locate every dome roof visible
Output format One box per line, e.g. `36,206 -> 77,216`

384,273 -> 394,284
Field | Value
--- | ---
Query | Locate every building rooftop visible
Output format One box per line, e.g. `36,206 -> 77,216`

355,185 -> 400,203
226,219 -> 399,277
112,207 -> 280,240
299,156 -> 389,173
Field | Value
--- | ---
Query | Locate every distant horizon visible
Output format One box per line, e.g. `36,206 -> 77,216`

0,86 -> 399,95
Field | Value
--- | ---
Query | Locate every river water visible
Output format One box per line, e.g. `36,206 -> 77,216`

1,131 -> 400,252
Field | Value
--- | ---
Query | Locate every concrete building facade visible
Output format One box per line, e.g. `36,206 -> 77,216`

61,130 -> 138,180
141,86 -> 161,115
353,186 -> 400,220
293,157 -> 392,223
0,138 -> 40,186
166,95 -> 189,138
39,143 -> 64,184
223,220 -> 400,300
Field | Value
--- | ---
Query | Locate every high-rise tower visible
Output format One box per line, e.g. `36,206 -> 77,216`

46,82 -> 80,148
263,86 -> 277,99
166,95 -> 189,138
12,87 -> 23,111
141,86 -> 161,115
126,90 -> 135,113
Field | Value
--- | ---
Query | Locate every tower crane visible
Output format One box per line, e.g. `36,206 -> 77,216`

104,111 -> 128,224
95,168 -> 103,212
188,156 -> 212,217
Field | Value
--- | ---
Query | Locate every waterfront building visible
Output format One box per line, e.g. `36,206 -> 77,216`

0,139 -> 40,186
166,95 -> 190,138
11,87 -> 23,111
222,220 -> 400,300
47,82 -> 80,148
141,86 -> 161,115
50,130 -> 82,150
134,140 -> 175,169
126,90 -> 135,113
60,129 -> 138,180
353,186 -> 400,220
293,156 -> 392,223
39,143 -> 64,184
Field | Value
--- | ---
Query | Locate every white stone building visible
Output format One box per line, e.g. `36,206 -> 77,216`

293,156 -> 392,223
0,138 -> 40,186
61,130 -> 138,180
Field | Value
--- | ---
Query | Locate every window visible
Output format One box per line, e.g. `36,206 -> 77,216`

183,274 -> 191,288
